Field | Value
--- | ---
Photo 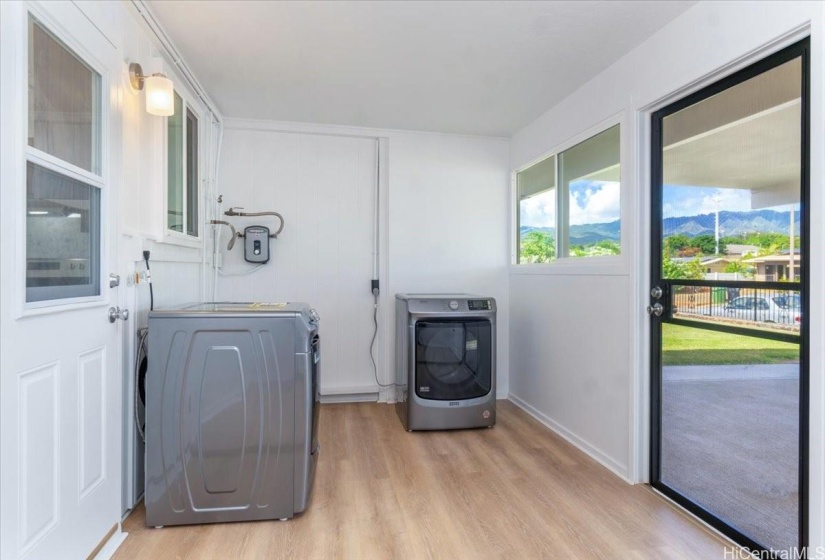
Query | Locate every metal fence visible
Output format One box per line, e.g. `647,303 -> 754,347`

672,284 -> 801,332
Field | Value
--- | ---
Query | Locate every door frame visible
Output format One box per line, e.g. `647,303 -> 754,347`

647,37 -> 810,553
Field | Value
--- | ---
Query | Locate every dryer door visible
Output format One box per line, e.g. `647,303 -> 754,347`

414,318 -> 492,400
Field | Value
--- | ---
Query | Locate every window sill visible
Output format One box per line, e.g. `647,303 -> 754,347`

20,294 -> 109,319
509,256 -> 630,276
161,230 -> 203,250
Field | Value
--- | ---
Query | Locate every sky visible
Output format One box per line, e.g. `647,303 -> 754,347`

662,185 -> 751,219
521,182 -> 799,228
520,180 -> 620,228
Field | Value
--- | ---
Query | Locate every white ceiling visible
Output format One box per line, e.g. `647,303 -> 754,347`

147,0 -> 696,137
663,57 -> 802,208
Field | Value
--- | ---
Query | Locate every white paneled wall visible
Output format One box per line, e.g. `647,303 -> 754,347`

218,120 -> 511,401
217,129 -> 380,396
118,4 -> 219,515
508,6 -> 824,544
387,131 -> 511,398
509,273 -> 631,475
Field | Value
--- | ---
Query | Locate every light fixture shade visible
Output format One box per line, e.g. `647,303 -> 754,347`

145,74 -> 174,116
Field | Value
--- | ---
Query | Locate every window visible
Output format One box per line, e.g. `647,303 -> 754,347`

185,108 -> 199,237
517,155 -> 556,263
26,16 -> 102,303
516,124 -> 620,263
167,92 -> 199,237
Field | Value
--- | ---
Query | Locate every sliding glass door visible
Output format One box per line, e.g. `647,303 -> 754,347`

650,39 -> 809,555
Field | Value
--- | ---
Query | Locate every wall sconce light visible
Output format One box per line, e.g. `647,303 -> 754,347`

129,62 -> 175,117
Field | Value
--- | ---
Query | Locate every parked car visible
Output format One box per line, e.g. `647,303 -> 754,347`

772,293 -> 801,310
773,293 -> 803,325
724,295 -> 795,324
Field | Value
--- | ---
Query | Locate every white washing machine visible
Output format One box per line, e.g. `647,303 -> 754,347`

395,294 -> 496,431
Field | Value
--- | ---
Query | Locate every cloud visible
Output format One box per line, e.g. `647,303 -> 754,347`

663,186 -> 752,218
520,189 -> 555,228
520,180 -> 621,227
569,181 -> 620,225
521,183 -> 800,228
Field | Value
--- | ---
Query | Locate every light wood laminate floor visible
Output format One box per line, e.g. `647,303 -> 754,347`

115,401 -> 733,559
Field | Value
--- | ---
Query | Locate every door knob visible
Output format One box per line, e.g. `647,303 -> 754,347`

650,286 -> 663,299
646,303 -> 664,317
108,306 -> 129,323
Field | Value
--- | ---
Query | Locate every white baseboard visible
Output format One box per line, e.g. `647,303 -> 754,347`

319,392 -> 378,404
320,384 -> 399,404
508,393 -> 632,484
92,530 -> 128,560
321,385 -> 380,395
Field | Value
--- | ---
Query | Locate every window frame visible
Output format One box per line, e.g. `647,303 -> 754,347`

163,85 -> 204,248
21,9 -> 110,312
511,114 -> 626,273
515,154 -> 557,264
648,38 -> 810,554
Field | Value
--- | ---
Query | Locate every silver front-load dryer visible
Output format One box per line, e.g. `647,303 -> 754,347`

395,294 -> 496,431
145,302 -> 320,527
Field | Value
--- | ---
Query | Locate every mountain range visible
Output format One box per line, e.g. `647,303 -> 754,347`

520,209 -> 799,245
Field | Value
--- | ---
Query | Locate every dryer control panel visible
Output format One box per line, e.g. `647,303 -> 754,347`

467,299 -> 491,311
396,294 -> 496,315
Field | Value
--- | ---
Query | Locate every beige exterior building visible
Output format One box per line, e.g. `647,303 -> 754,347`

743,251 -> 802,281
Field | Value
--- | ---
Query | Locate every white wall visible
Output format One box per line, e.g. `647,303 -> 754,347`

115,3 -> 221,514
119,2 -> 217,325
508,0 -> 824,549
387,130 -> 511,399
216,128 -> 382,398
217,119 -> 511,401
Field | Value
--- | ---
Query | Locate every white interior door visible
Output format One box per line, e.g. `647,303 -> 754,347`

0,2 -> 123,559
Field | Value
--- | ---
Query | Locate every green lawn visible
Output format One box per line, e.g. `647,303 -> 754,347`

662,323 -> 800,366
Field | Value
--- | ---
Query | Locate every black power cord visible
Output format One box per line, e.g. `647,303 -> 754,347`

143,250 -> 153,311
370,280 -> 394,389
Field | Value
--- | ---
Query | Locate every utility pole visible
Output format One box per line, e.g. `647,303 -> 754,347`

789,206 -> 795,281
713,193 -> 722,255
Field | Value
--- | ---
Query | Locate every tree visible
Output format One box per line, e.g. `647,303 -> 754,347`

593,239 -> 620,255
723,259 -> 753,278
720,235 -> 746,245
744,232 -> 791,251
569,239 -> 620,257
691,234 -> 725,255
662,253 -> 705,280
758,242 -> 782,257
678,246 -> 702,258
520,231 -> 554,263
664,234 -> 691,256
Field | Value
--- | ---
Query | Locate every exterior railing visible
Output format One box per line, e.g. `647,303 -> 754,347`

671,284 -> 801,334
